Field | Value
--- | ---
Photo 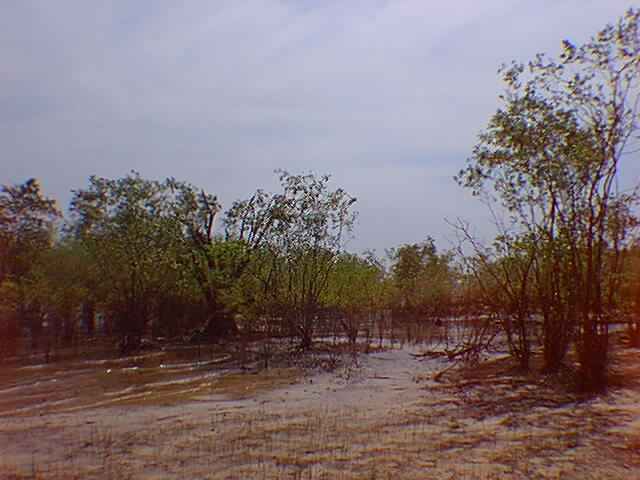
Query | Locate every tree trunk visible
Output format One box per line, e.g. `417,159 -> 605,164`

197,309 -> 238,343
577,320 -> 609,392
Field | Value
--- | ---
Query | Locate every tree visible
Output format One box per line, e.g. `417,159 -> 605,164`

619,243 -> 640,347
0,178 -> 61,354
324,252 -> 386,345
22,242 -> 95,348
226,171 -> 357,348
69,172 -> 188,350
164,179 -> 243,340
387,237 -> 455,322
70,172 -> 259,347
453,225 -> 535,371
0,178 -> 61,282
457,9 -> 640,390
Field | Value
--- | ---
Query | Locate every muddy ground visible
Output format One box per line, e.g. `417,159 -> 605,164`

0,338 -> 639,479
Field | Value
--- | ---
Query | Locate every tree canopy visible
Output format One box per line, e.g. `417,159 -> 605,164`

457,7 -> 640,390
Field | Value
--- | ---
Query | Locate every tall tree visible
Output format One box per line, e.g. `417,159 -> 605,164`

453,226 -> 535,371
0,178 -> 61,353
387,237 -> 455,322
22,242 -> 95,347
457,9 -> 640,390
226,171 -> 357,348
69,173 -> 185,350
164,179 -> 243,339
325,252 -> 386,344
0,178 -> 61,282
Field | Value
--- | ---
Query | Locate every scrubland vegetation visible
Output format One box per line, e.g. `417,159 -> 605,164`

1,8 -> 640,479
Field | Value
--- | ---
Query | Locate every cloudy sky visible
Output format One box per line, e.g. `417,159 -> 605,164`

2,0 -> 637,254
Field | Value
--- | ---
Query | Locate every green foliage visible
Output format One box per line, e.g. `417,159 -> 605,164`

226,170 -> 357,347
456,228 -> 536,370
387,237 -> 455,320
0,178 -> 61,351
619,244 -> 640,347
68,172 -> 251,344
0,178 -> 61,282
69,172 -> 190,343
457,9 -> 640,388
19,241 -> 97,344
326,253 -> 385,313
0,279 -> 19,355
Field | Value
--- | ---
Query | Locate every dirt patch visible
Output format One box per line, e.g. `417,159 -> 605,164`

1,343 -> 639,479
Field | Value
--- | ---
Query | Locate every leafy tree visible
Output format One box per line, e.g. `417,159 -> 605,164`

164,179 -> 244,339
0,178 -> 61,282
0,178 -> 61,353
387,237 -> 455,322
22,242 -> 95,347
457,9 -> 640,389
226,171 -> 357,348
69,172 -> 187,350
0,280 -> 19,357
324,252 -> 386,344
619,243 -> 640,347
70,172 -> 255,347
454,226 -> 535,370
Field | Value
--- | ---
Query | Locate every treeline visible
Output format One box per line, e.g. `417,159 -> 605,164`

2,165 -> 640,392
453,8 -> 640,391
2,9 -> 639,393
0,171 -> 457,358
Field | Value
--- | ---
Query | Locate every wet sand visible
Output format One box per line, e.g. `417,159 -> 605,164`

1,343 -> 639,479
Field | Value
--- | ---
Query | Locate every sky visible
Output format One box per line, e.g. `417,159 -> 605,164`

2,0 -> 638,255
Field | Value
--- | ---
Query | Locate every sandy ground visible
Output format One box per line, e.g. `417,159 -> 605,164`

1,343 -> 639,479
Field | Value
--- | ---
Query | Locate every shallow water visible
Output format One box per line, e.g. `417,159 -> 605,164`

0,322 -> 456,417
1,341 -> 639,479
0,344 -> 298,416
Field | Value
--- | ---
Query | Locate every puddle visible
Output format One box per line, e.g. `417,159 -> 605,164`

0,345 -> 300,416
